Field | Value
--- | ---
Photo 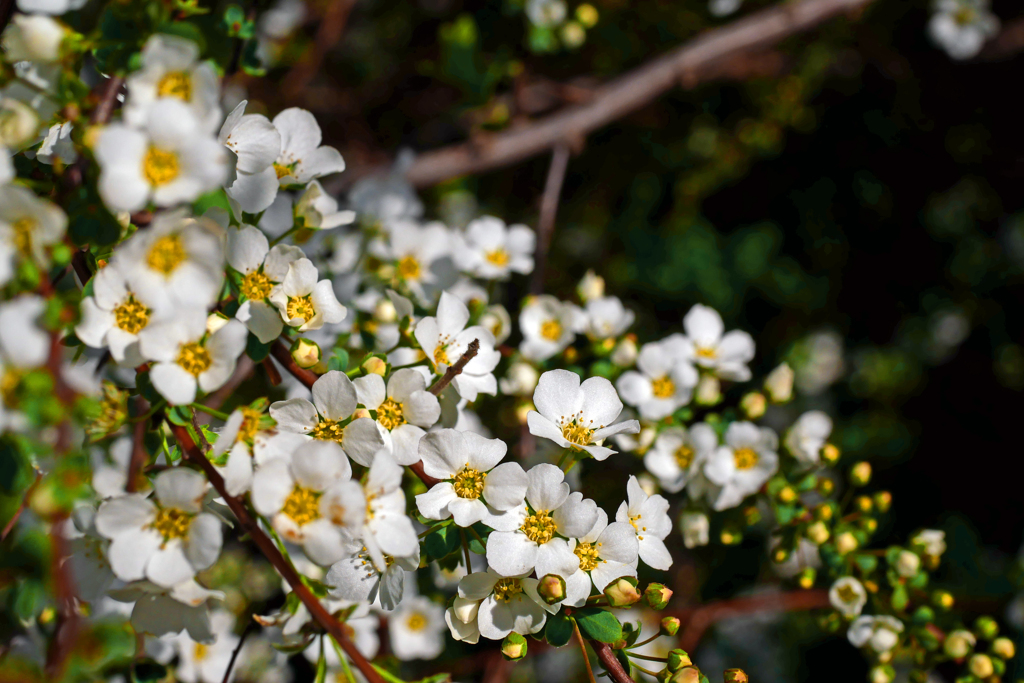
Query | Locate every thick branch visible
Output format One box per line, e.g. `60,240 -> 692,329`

168,423 -> 387,683
428,339 -> 480,396
591,639 -> 635,683
270,340 -> 319,389
395,0 -> 875,188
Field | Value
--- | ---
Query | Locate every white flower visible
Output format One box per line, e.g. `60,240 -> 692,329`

499,361 -> 539,396
764,362 -> 794,401
326,536 -> 419,610
352,369 -> 440,465
929,0 -> 999,60
16,0 -> 87,14
480,303 -> 512,345
140,315 -> 247,406
0,147 -> 12,185
95,99 -> 228,213
372,220 -> 453,303
414,291 -> 501,402
268,258 -> 347,332
91,436 -> 133,498
703,421 -> 779,511
527,369 -> 640,461
830,577 -> 868,618
785,411 -> 832,466
2,14 -> 65,62
227,225 -> 305,343
271,107 -> 346,186
643,423 -> 717,494
251,440 -> 360,565
35,121 -> 76,165
77,260 -> 167,367
358,451 -> 419,570
219,100 -> 282,214
680,511 -> 710,549
0,95 -> 39,149
486,463 -> 597,579
389,595 -> 446,660
581,296 -> 635,340
168,610 -> 239,683
415,429 -> 528,530
269,370 -> 385,466
562,509 -> 639,607
209,405 -> 305,496
666,304 -> 755,381
526,0 -> 567,27
0,294 -> 50,368
95,469 -> 222,587
298,603 -> 379,668
0,184 -> 66,278
111,211 -> 225,310
912,529 -> 947,557
294,180 -> 355,230
616,340 -> 698,420
445,595 -> 482,644
108,579 -> 224,643
848,615 -> 904,653
458,216 -> 535,279
519,295 -> 582,361
455,569 -> 558,640
124,34 -> 222,134
615,475 -> 672,570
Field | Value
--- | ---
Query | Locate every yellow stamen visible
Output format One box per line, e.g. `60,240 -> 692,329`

114,295 -> 150,335
176,342 -> 211,377
493,577 -> 523,603
156,71 -> 192,100
733,447 -> 758,470
562,422 -> 594,448
142,146 -> 180,186
11,217 -> 35,257
149,507 -> 192,542
574,541 -> 601,572
377,398 -> 405,431
433,346 -> 450,367
286,295 -> 315,323
397,256 -> 421,281
521,510 -> 556,544
651,376 -> 675,399
146,234 -> 187,275
452,466 -> 487,499
241,270 -> 273,300
540,319 -> 562,341
674,444 -> 695,469
485,249 -> 510,266
311,419 -> 345,442
405,612 -> 428,632
281,485 -> 322,525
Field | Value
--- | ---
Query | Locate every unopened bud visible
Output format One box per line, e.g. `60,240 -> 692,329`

778,486 -> 797,504
798,567 -> 816,589
481,304 -> 512,345
855,496 -> 873,513
361,356 -> 387,376
660,616 -> 681,636
764,362 -> 794,402
669,666 -> 701,683
537,574 -> 566,605
644,583 -> 673,610
604,577 -> 641,607
720,527 -> 742,545
772,547 -> 789,564
666,649 -> 692,671
501,633 -> 527,661
817,478 -> 835,496
943,629 -> 976,659
741,392 -> 766,419
373,298 -> 397,322
576,3 -> 599,27
611,336 -> 638,366
815,503 -> 835,521
807,521 -> 830,545
974,616 -> 999,639
968,653 -> 994,678
724,669 -> 749,683
895,550 -> 920,578
695,375 -> 721,406
850,462 -> 872,486
835,532 -> 858,555
577,270 -> 605,302
206,311 -> 230,334
992,637 -> 1015,659
874,491 -> 892,512
822,443 -> 840,464
290,339 -> 321,369
932,590 -> 954,610
869,665 -> 894,683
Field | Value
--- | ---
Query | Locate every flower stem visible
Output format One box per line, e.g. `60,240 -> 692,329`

573,618 -> 598,683
192,403 -> 230,421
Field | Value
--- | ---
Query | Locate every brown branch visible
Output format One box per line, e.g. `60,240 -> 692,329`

125,398 -> 149,493
591,640 -> 635,683
202,356 -> 256,414
531,144 -> 571,295
391,0 -> 876,188
270,340 -> 320,389
1,470 -> 42,542
282,0 -> 356,100
168,423 -> 387,683
44,515 -> 80,679
0,0 -> 16,36
428,339 -> 480,396
574,619 -> 599,683
91,75 -> 125,125
221,617 -> 255,683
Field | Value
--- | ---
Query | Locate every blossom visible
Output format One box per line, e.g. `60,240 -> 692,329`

269,370 -> 385,466
16,0 -> 88,14
415,429 -> 528,530
526,0 -> 567,27
227,225 -> 304,343
2,14 -> 65,62
209,404 -> 304,496
666,304 -> 755,381
0,95 -> 38,149
389,595 -> 446,660
581,296 -> 635,340
352,369 -> 441,465
326,535 -> 419,610
0,294 -> 49,368
616,340 -> 698,420
703,421 -> 779,511
91,436 -> 133,499
36,121 -> 77,165
912,529 -> 947,557
527,369 -> 640,461
929,0 -> 999,60
95,468 -> 222,587
643,423 -> 717,494
562,509 -> 639,607
219,101 -> 282,214
499,361 -> 540,397
271,107 -> 346,186
356,451 -> 419,570
458,216 -> 535,279
519,295 -> 582,361
268,258 -> 347,332
848,615 -> 904,653
830,577 -> 868,618
0,184 -> 67,278
77,260 -> 166,367
167,610 -> 239,683
372,220 -> 453,303
108,579 -> 224,642
293,180 -> 355,229
454,569 -> 558,640
445,596 -> 482,644
124,34 -> 222,134
785,411 -> 833,466
615,475 -> 672,570
96,99 -> 228,213
680,511 -> 710,549
140,315 -> 247,406
486,463 -> 597,578
414,291 -> 501,402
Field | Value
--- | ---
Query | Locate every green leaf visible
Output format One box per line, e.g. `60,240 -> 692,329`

135,371 -> 162,406
246,333 -> 273,362
166,405 -> 192,427
891,584 -> 909,612
131,660 -> 168,683
853,553 -> 878,574
313,641 -> 327,683
574,607 -> 623,644
328,348 -> 350,372
423,524 -> 460,560
544,613 -> 574,647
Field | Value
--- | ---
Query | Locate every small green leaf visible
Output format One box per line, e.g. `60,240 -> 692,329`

574,607 -> 623,643
544,613 -> 574,647
167,405 -> 192,427
246,333 -> 273,362
891,584 -> 909,612
423,524 -> 460,560
328,349 -> 349,372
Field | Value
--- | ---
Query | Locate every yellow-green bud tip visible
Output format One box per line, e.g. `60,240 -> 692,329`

501,633 -> 527,661
538,574 -> 566,605
604,577 -> 642,608
644,583 -> 673,610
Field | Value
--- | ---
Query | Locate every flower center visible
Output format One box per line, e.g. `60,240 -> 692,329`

176,342 -> 212,377
674,444 -> 695,469
273,161 -> 294,180
651,376 -> 675,398
281,485 -> 322,525
452,466 -> 487,499
310,419 -> 345,442
521,509 -> 557,544
485,249 -> 509,266
150,507 -> 192,542
733,447 -> 758,470
695,346 -> 717,360
628,513 -> 647,541
561,421 -> 594,447
193,643 -> 208,661
837,585 -> 858,604
493,577 -> 523,603
540,319 -> 562,341
954,7 -> 976,25
241,270 -> 273,300
286,295 -> 315,323
157,71 -> 192,100
433,345 -> 450,367
375,397 -> 406,431
405,612 -> 428,632
574,541 -> 601,572
114,295 -> 150,334
142,146 -> 180,186
146,234 -> 187,275
237,407 -> 262,446
11,217 -> 34,256
397,256 -> 421,281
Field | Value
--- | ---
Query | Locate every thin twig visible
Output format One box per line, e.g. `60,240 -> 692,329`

125,397 -> 149,493
190,410 -> 212,453
221,618 -> 255,683
590,639 -> 635,683
531,144 -> 571,295
1,470 -> 42,541
271,340 -> 319,389
282,0 -> 356,100
90,75 -> 125,125
44,515 -> 80,679
428,339 -> 480,396
202,356 -> 256,414
261,357 -> 282,386
574,619 -> 598,683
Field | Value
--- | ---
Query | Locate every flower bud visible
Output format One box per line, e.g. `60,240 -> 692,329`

873,491 -> 892,513
894,550 -> 920,578
644,583 -> 673,610
991,636 -> 1015,659
0,98 -> 40,149
576,3 -> 599,27
577,270 -> 605,302
740,392 -> 766,419
537,574 -> 566,605
943,629 -> 976,659
778,486 -> 797,504
724,670 -> 749,683
835,531 -> 858,555
806,521 -> 830,545
290,338 -> 321,369
764,362 -> 794,402
611,336 -> 638,366
373,298 -> 397,323
2,15 -> 65,63
855,496 -> 873,513
669,666 -> 701,683
604,577 -> 641,607
666,649 -> 692,671
817,478 -> 835,496
206,311 -> 230,334
481,304 -> 512,345
968,653 -> 994,678
499,362 -> 540,396
656,669 -> 672,683
869,665 -> 894,683
720,527 -> 742,545
821,443 -> 840,464
974,616 -> 999,639
361,356 -> 387,376
850,462 -> 872,486
798,567 -> 816,589
680,512 -> 710,549
501,633 -> 527,661
660,616 -> 680,636
694,375 -> 721,405
452,596 -> 480,624
932,590 -> 954,610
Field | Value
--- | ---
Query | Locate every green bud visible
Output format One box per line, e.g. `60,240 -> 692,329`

604,577 -> 641,608
660,616 -> 681,636
874,491 -> 892,512
968,653 -> 994,678
974,616 -> 999,640
850,462 -> 872,486
656,669 -> 672,683
290,338 -> 321,369
869,665 -> 894,683
932,590 -> 954,610
669,667 -> 701,683
992,637 -> 1015,659
724,669 -> 749,683
501,633 -> 527,661
644,583 -> 673,610
667,649 -> 692,671
537,574 -> 566,605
